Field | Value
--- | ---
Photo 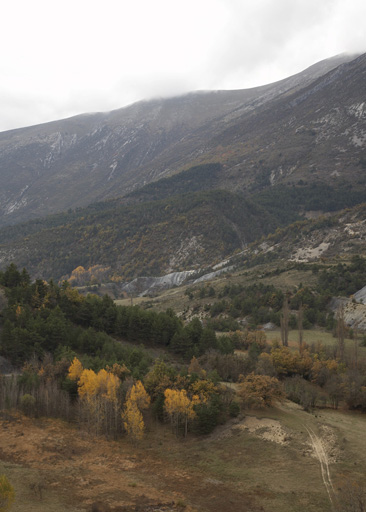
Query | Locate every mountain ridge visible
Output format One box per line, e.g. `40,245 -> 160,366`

0,52 -> 362,226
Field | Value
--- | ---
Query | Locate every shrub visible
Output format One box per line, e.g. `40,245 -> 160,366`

20,394 -> 36,417
0,474 -> 15,512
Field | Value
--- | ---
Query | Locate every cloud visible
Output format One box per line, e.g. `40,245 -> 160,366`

0,0 -> 365,132
204,0 -> 354,88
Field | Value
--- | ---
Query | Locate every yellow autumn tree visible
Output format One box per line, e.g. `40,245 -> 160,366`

75,367 -> 121,436
0,474 -> 15,512
190,379 -> 218,403
77,368 -> 120,404
311,358 -> 340,387
68,357 -> 84,381
270,346 -> 313,378
164,389 -> 198,436
122,381 -> 150,442
127,380 -> 150,411
68,266 -> 86,286
77,369 -> 98,399
95,369 -> 120,403
122,401 -> 145,442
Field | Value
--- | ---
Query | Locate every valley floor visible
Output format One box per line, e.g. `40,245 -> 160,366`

1,401 -> 366,512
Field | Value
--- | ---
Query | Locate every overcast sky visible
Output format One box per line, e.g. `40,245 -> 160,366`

1,0 -> 365,132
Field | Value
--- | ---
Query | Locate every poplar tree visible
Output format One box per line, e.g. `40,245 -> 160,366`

122,381 -> 150,442
336,304 -> 346,362
298,302 -> 304,352
280,296 -> 289,347
164,389 -> 198,436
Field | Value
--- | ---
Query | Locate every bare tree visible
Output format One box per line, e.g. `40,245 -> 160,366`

336,304 -> 346,362
353,320 -> 360,370
298,302 -> 304,353
280,296 -> 289,347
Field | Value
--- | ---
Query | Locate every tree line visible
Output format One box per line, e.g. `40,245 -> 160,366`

1,263 -> 366,443
0,264 -> 228,372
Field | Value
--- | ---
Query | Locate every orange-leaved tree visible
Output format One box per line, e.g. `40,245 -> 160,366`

238,373 -> 284,408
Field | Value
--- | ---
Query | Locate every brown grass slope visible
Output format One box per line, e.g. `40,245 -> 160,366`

1,400 -> 366,512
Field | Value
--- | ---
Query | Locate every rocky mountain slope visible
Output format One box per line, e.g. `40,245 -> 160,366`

0,53 -> 362,226
119,202 -> 366,296
236,203 -> 366,268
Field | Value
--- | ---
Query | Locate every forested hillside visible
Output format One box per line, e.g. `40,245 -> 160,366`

1,159 -> 366,284
0,186 -> 277,281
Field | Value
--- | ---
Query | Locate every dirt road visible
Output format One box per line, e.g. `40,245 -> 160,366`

305,425 -> 335,506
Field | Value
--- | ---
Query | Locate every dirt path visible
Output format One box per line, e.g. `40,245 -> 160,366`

275,401 -> 337,507
304,425 -> 335,506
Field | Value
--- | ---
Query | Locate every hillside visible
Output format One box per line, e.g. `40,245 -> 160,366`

238,202 -> 366,269
0,172 -> 365,285
0,53 -> 362,227
208,53 -> 366,194
2,401 -> 366,512
1,249 -> 366,512
0,186 -> 278,281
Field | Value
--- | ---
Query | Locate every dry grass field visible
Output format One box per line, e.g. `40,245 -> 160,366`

1,399 -> 366,512
264,329 -> 366,363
